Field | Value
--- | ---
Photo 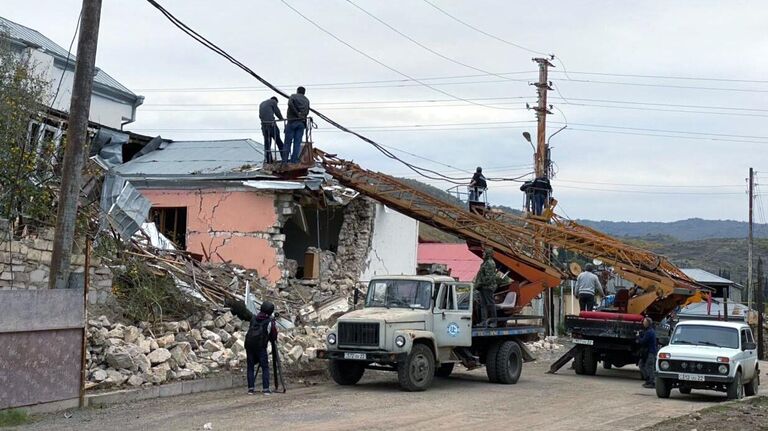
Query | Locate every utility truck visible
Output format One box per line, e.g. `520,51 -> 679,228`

316,275 -> 542,391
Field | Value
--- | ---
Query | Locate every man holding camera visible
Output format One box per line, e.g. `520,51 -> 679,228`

245,301 -> 278,395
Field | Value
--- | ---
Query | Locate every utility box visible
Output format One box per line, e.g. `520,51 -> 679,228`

304,250 -> 320,279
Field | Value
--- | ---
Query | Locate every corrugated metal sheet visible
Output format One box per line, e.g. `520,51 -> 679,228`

0,15 -> 136,98
417,243 -> 481,282
680,268 -> 734,285
113,139 -> 268,179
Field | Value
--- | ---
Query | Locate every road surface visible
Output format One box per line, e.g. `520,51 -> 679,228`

24,361 -> 729,431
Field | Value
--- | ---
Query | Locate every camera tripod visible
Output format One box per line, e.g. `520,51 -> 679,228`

253,339 -> 287,393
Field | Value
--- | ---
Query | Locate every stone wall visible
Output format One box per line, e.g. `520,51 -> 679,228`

0,226 -> 114,309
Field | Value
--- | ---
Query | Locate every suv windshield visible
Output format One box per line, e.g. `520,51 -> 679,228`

366,279 -> 432,309
671,325 -> 739,349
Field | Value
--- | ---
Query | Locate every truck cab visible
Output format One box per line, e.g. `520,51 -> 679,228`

317,275 -> 541,391
655,320 -> 759,399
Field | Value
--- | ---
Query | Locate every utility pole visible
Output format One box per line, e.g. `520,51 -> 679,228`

533,57 -> 554,179
748,167 -> 754,309
757,257 -> 764,360
49,0 -> 102,289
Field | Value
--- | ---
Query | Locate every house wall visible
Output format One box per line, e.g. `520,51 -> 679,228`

359,204 -> 418,282
139,188 -> 284,284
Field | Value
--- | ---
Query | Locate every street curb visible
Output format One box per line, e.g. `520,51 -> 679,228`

85,374 -> 247,408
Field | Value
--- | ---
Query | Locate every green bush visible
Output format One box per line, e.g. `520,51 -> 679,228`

0,409 -> 29,427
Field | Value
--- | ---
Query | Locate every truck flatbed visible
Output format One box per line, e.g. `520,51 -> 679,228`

472,325 -> 541,338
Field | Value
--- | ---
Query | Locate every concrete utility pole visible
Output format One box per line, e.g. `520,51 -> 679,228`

748,167 -> 754,309
49,0 -> 102,289
757,257 -> 764,360
533,57 -> 554,179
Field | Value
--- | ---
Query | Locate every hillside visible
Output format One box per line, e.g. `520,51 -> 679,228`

578,218 -> 768,241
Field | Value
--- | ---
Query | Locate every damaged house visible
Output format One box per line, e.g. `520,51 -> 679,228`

104,138 -> 419,292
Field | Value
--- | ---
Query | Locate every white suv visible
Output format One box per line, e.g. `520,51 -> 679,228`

655,320 -> 759,399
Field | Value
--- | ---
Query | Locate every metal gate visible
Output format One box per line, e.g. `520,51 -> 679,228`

0,289 -> 84,410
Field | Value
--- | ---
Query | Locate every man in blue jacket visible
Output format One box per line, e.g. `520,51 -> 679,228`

636,316 -> 658,389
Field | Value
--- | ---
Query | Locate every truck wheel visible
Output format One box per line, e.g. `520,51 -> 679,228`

485,341 -> 501,383
581,347 -> 598,376
726,371 -> 744,400
329,359 -> 365,386
398,343 -> 435,392
745,372 -> 759,397
573,347 -> 585,375
493,341 -> 523,384
435,363 -> 455,378
655,377 -> 672,398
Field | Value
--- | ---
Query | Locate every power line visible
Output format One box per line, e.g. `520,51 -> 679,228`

143,95 -> 534,107
555,178 -> 745,188
551,70 -> 768,84
551,121 -> 768,141
554,77 -> 768,93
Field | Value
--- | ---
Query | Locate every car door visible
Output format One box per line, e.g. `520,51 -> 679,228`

433,283 -> 472,347
742,329 -> 758,381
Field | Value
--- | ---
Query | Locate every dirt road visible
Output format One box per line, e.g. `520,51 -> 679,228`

23,361 -> 730,431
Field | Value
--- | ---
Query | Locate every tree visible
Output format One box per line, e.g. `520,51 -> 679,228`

0,37 -> 57,225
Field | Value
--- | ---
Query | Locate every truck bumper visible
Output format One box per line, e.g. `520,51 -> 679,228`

316,349 -> 407,363
656,371 -> 733,383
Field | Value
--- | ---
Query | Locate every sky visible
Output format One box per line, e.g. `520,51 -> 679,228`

5,1 -> 768,223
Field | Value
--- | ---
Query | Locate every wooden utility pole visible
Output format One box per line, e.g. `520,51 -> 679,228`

49,0 -> 102,289
748,167 -> 754,309
757,257 -> 764,359
533,57 -> 554,179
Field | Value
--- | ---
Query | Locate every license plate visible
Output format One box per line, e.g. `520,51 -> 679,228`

573,339 -> 594,345
344,352 -> 367,360
679,373 -> 705,382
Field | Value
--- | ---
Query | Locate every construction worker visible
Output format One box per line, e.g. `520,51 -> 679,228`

520,176 -> 552,216
259,97 -> 284,163
474,248 -> 498,326
284,86 -> 310,163
575,263 -> 604,311
636,316 -> 657,388
245,301 -> 278,395
468,166 -> 487,202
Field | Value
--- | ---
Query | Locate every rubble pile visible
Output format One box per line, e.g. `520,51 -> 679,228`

86,308 -> 332,390
525,335 -> 564,353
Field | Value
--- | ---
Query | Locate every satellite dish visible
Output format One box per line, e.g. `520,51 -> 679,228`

592,259 -> 603,266
569,262 -> 582,276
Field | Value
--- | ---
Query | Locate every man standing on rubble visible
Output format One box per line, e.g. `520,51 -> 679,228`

245,301 -> 278,395
575,263 -> 604,311
259,97 -> 284,163
284,86 -> 310,163
474,248 -> 498,326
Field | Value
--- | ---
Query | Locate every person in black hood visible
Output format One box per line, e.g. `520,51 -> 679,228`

245,301 -> 278,394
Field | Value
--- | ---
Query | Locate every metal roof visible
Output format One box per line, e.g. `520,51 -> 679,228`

0,15 -> 136,99
680,268 -> 734,286
113,139 -> 269,180
418,243 -> 482,282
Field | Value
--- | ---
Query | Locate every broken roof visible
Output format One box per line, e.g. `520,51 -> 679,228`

0,15 -> 138,101
113,139 -> 270,180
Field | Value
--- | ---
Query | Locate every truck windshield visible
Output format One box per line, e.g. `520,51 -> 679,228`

671,325 -> 739,349
366,279 -> 432,309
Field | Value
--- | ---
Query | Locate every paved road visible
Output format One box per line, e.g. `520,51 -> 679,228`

25,361 -> 730,431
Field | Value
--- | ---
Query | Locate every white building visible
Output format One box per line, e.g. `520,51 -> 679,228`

0,15 -> 143,130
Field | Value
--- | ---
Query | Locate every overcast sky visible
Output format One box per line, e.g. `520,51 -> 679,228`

6,1 -> 768,223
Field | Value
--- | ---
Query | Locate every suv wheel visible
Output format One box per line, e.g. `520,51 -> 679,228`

745,372 -> 759,397
727,370 -> 744,400
398,343 -> 435,392
329,359 -> 365,386
655,376 -> 672,398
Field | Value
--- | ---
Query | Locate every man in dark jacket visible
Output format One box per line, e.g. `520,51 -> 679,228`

474,248 -> 498,326
520,177 -> 552,216
284,86 -> 310,163
245,301 -> 278,394
259,97 -> 284,163
636,316 -> 658,388
469,167 -> 487,202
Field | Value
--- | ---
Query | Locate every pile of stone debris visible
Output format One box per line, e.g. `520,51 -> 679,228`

86,308 -> 331,390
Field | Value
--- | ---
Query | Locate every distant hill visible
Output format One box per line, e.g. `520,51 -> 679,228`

578,218 -> 768,242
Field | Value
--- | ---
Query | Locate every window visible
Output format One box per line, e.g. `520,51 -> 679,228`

435,284 -> 455,310
149,207 -> 188,248
671,325 -> 739,349
456,284 -> 472,311
747,330 -> 755,344
365,279 -> 432,309
741,330 -> 750,348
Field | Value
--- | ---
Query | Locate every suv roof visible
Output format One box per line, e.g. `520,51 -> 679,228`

675,320 -> 749,330
369,275 -> 458,283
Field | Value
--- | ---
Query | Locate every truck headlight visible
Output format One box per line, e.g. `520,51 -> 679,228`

718,365 -> 728,374
327,333 -> 337,345
395,335 -> 406,348
660,361 -> 670,371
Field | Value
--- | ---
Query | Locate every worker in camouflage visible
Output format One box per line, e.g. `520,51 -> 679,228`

474,248 -> 498,326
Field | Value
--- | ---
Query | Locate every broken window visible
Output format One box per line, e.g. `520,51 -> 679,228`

149,207 -> 187,248
282,205 -> 344,277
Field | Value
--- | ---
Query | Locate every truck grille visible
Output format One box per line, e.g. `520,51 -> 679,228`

666,360 -> 723,375
338,322 -> 379,348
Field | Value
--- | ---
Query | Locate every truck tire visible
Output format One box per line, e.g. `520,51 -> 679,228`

493,341 -> 523,384
573,346 -> 585,375
398,343 -> 435,392
726,370 -> 744,400
435,363 -> 455,378
576,347 -> 598,376
655,377 -> 672,398
485,341 -> 502,383
329,359 -> 365,386
745,372 -> 759,397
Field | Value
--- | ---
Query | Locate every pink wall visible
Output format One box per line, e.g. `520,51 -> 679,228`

139,189 -> 282,283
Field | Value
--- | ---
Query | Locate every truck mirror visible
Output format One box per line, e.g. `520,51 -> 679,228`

743,341 -> 757,351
